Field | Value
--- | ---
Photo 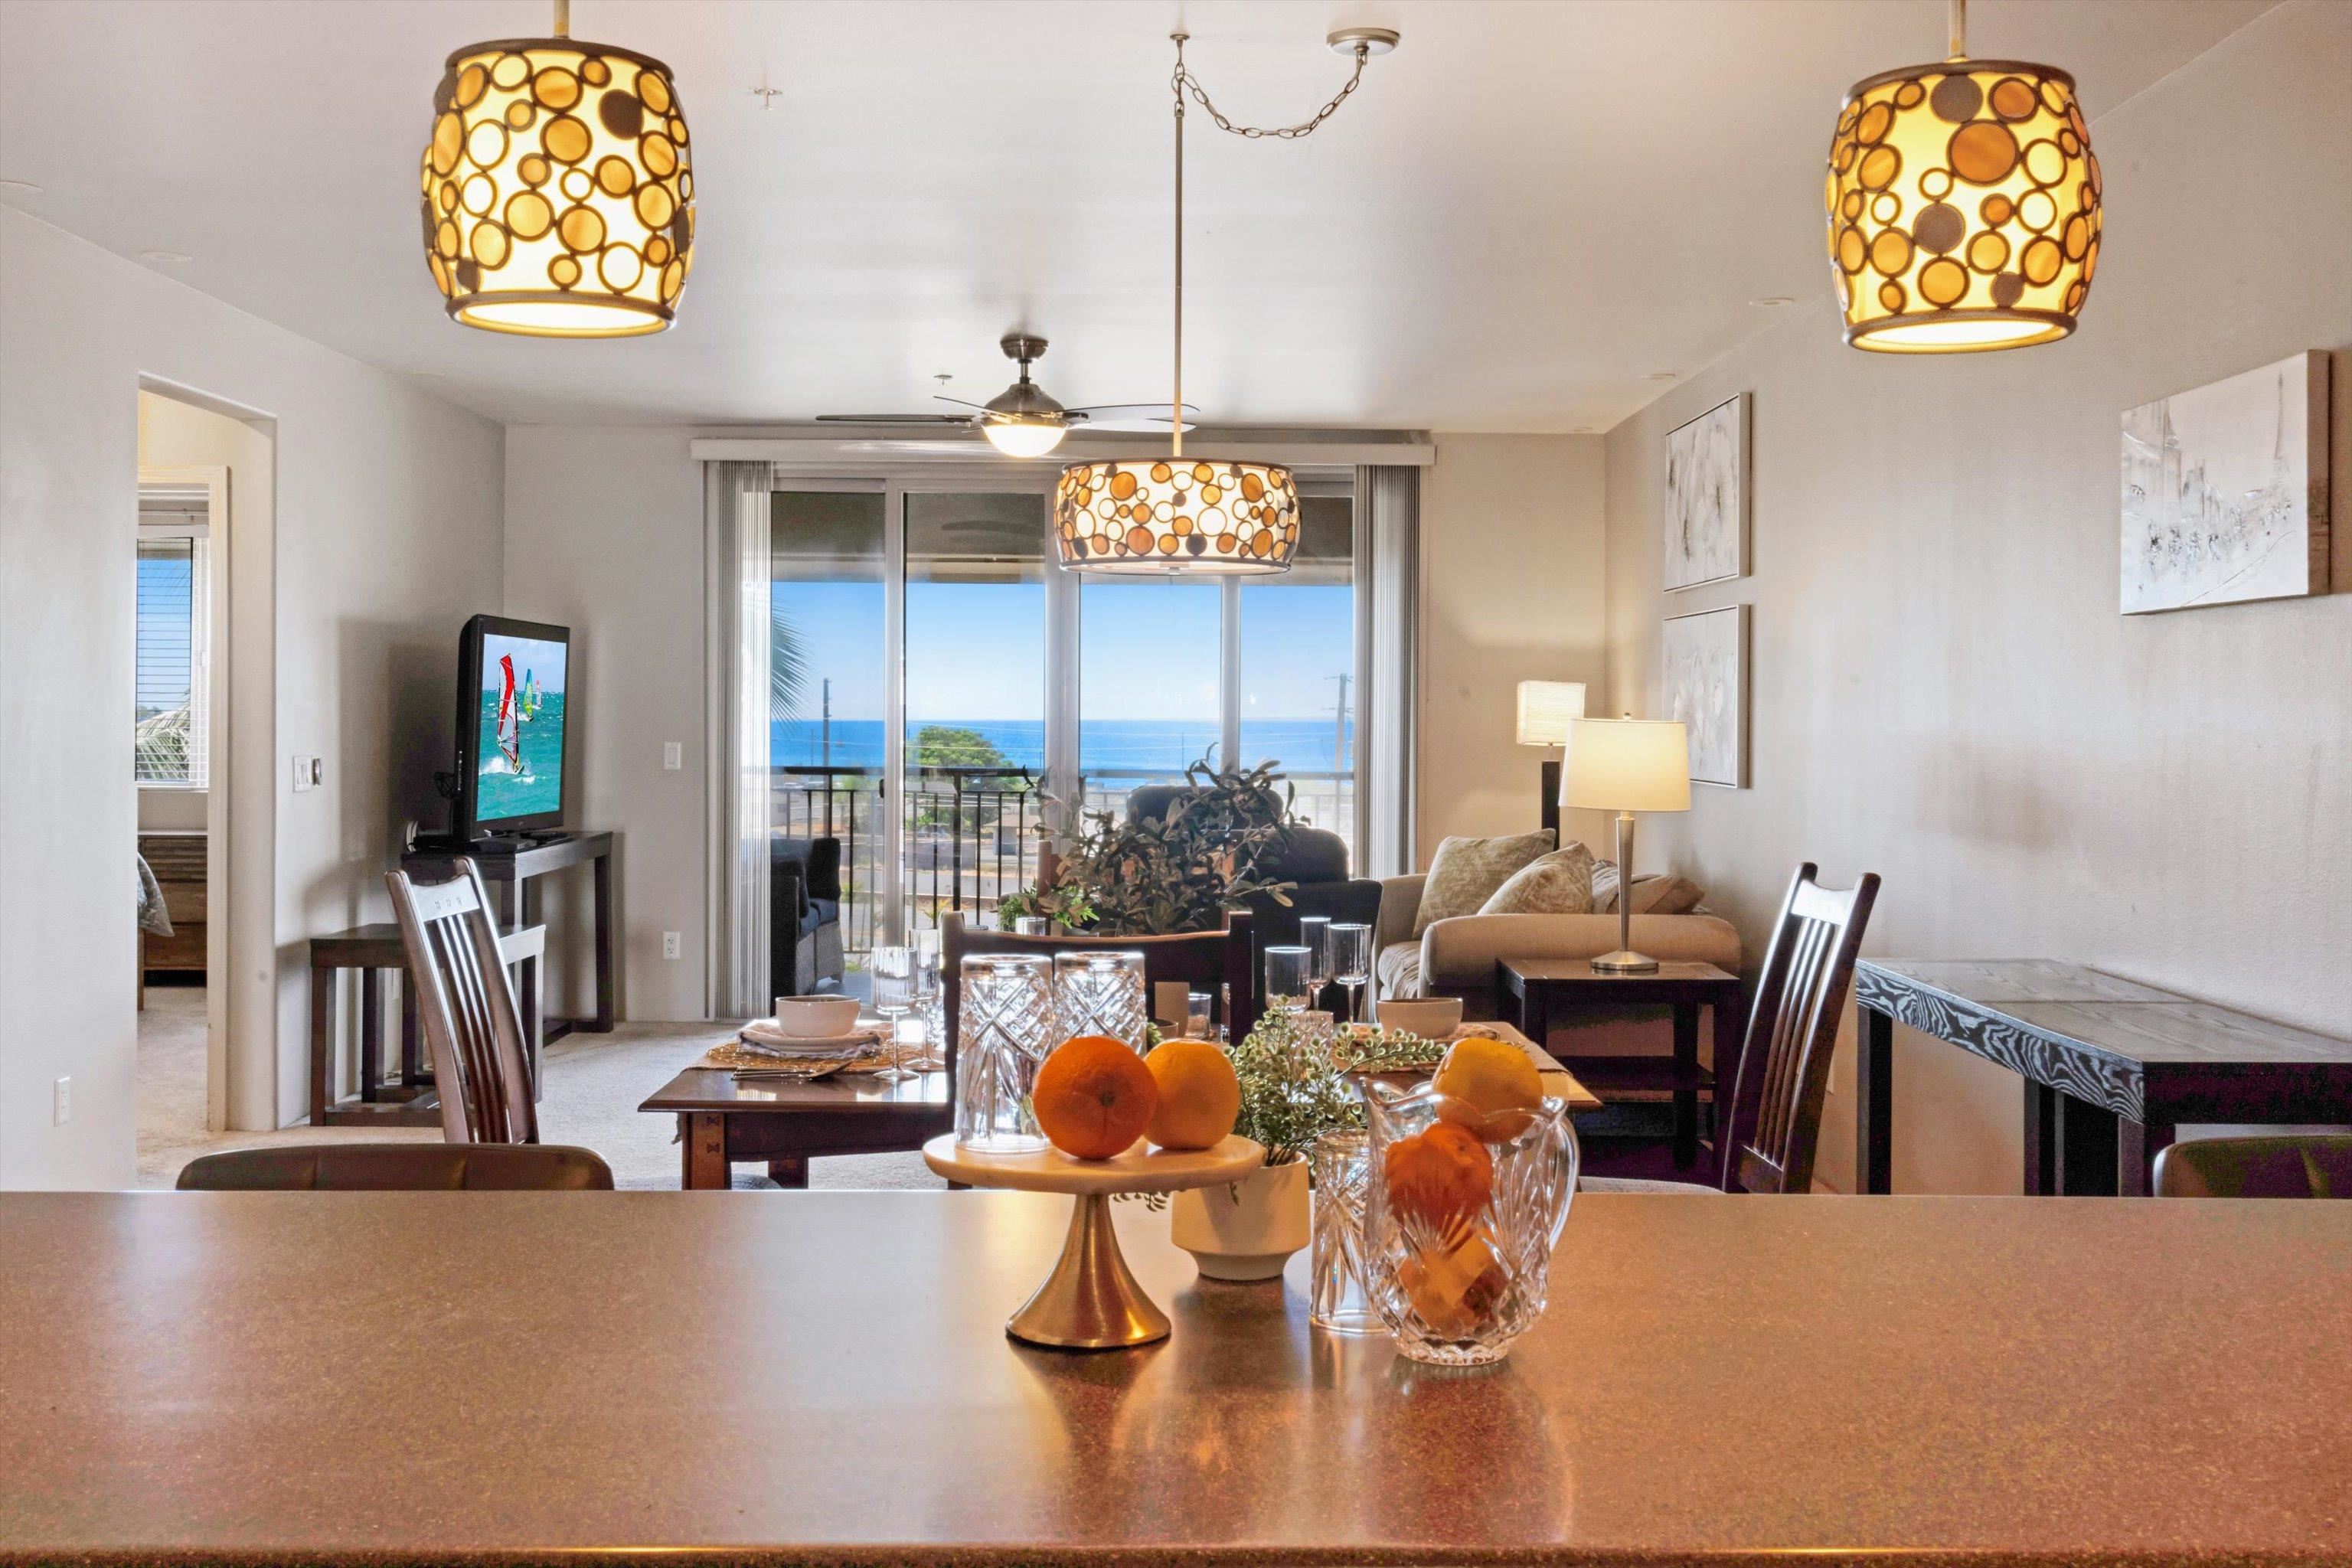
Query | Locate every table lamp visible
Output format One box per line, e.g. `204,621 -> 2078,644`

1560,717 -> 1690,973
1514,681 -> 1586,841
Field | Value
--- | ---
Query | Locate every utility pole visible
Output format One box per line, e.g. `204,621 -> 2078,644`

1328,672 -> 1351,775
821,678 -> 831,769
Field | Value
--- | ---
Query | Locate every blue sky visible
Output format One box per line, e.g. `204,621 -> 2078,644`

773,580 -> 1353,724
135,552 -> 193,712
480,632 -> 569,695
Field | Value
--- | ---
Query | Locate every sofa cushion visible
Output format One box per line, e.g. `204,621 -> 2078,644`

1479,843 -> 1596,916
1375,941 -> 1423,1001
1413,829 -> 1555,937
1624,874 -> 1706,916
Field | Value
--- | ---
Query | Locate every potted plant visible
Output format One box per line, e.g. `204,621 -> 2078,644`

1170,1012 -> 1432,1281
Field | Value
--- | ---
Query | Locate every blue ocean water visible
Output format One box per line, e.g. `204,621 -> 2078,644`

771,717 -> 1354,776
476,692 -> 566,820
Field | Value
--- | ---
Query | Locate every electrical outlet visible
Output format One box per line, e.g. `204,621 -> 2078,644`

662,931 -> 681,960
53,1076 -> 70,1125
662,741 -> 683,771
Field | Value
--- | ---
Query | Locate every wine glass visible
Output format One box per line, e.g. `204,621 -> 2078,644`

869,944 -> 919,1081
1264,946 -> 1313,1014
909,932 -> 945,1070
1298,915 -> 1332,1008
1328,923 -> 1371,1026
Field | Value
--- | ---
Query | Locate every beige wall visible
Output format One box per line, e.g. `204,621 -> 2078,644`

1,209 -> 503,1182
502,426 -> 707,1022
1419,434 -> 1612,861
1601,0 -> 2352,1194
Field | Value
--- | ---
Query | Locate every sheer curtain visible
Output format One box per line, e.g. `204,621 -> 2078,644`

1354,464 -> 1419,879
704,460 -> 772,1018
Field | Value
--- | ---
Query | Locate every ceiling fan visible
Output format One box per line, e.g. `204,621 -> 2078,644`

817,335 -> 1194,458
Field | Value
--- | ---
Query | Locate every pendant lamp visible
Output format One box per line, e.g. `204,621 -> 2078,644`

1826,0 -> 2099,353
1055,29 -> 1396,573
421,0 -> 694,337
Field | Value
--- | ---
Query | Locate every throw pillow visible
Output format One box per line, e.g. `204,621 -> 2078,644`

1622,874 -> 1705,916
1590,858 -> 1620,911
1413,829 -> 1555,936
1478,843 -> 1597,916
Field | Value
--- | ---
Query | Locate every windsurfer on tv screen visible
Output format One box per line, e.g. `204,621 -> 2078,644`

486,653 -> 531,782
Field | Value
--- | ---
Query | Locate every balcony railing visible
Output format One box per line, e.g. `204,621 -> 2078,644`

772,763 -> 1354,960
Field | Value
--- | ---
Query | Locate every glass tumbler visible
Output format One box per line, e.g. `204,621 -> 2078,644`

1054,950 -> 1148,1051
956,954 -> 1056,1153
1310,1130 -> 1378,1335
1361,1081 -> 1579,1366
1264,946 -> 1313,1014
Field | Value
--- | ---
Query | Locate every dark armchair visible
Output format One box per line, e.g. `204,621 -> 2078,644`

770,835 -> 846,996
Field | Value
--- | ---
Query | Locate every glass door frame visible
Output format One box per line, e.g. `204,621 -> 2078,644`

767,461 -> 1355,949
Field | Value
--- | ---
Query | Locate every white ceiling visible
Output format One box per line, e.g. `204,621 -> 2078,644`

0,0 -> 2276,431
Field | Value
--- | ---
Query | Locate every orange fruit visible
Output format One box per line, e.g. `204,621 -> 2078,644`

1432,1035 -> 1545,1141
1034,1035 -> 1159,1160
1142,1039 -> 1241,1151
1383,1121 -> 1494,1236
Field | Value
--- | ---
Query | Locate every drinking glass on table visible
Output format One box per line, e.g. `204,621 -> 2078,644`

1264,946 -> 1313,1014
910,929 -> 946,1069
869,944 -> 919,1081
1298,915 -> 1332,1008
1328,923 -> 1371,1026
1184,990 -> 1217,1042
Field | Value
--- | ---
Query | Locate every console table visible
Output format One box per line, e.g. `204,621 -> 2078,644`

401,830 -> 613,1040
1854,959 -> 2352,1197
307,923 -> 543,1128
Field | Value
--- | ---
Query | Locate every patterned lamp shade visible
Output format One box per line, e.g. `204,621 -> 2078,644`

1054,459 -> 1300,574
421,37 -> 694,336
1826,60 -> 2100,352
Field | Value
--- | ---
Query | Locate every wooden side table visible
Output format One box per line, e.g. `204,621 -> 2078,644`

1498,958 -> 1745,1176
308,923 -> 544,1128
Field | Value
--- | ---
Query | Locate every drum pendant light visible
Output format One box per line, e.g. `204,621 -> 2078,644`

1826,0 -> 2100,353
420,0 -> 694,337
1055,29 -> 1396,573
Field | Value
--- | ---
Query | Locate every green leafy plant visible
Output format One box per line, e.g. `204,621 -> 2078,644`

1227,1012 -> 1449,1168
1015,756 -> 1299,936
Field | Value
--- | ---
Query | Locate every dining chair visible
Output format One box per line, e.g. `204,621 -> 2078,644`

941,908 -> 1258,1080
1583,862 -> 1879,1194
2151,1135 -> 2352,1198
177,1143 -> 612,1190
386,857 -> 538,1144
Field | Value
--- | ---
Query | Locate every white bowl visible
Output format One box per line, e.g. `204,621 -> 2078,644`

770,995 -> 863,1038
1376,998 -> 1463,1039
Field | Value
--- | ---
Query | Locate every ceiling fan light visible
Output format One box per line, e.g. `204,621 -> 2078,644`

1826,54 -> 2099,354
420,33 -> 695,337
982,417 -> 1069,458
1054,459 -> 1299,575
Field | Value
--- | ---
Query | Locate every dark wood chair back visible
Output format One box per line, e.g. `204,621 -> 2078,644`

386,858 -> 538,1144
177,1143 -> 612,1191
1718,863 -> 1880,1194
941,909 -> 1257,1076
2153,1135 -> 2352,1198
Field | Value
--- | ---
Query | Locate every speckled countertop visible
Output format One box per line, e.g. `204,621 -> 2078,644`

2,1189 -> 2347,1565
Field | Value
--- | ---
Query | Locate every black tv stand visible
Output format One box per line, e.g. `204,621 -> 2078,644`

412,828 -> 580,854
400,830 -> 614,1039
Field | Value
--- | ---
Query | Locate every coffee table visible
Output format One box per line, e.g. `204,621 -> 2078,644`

1497,958 -> 1743,1174
640,1063 -> 951,1189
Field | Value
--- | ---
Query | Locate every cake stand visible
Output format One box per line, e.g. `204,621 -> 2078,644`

922,1133 -> 1264,1350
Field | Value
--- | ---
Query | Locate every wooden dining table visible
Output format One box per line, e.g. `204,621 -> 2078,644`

3,1187 -> 2347,1564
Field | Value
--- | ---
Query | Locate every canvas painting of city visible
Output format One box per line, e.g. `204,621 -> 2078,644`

2121,351 -> 2330,614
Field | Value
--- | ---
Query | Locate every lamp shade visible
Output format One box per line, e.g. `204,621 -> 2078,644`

1054,459 -> 1299,573
1514,681 -> 1587,746
1826,60 -> 2099,352
1560,718 -> 1690,812
421,36 -> 694,336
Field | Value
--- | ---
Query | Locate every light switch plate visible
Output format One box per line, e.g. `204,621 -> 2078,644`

663,741 -> 683,771
291,755 -> 322,792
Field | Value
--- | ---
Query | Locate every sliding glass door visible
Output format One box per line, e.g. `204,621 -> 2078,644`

766,472 -> 1356,972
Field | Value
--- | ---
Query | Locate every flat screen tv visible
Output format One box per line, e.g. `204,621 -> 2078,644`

451,614 -> 571,842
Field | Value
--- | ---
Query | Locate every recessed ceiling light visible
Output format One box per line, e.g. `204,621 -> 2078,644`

1645,372 -> 1678,382
1749,296 -> 1795,308
0,178 -> 42,194
139,249 -> 192,263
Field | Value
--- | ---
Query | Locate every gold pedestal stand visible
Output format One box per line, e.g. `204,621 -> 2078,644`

921,1133 -> 1264,1351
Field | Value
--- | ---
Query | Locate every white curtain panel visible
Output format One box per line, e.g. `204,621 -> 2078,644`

704,460 -> 773,1018
1355,464 -> 1419,880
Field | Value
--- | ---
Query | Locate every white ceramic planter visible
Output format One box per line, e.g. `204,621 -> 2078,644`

1170,1158 -> 1311,1281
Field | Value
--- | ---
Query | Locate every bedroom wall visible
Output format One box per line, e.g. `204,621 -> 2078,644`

0,209 -> 504,1184
1600,0 -> 2352,1194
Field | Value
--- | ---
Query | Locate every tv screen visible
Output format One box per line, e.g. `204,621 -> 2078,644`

455,615 -> 570,838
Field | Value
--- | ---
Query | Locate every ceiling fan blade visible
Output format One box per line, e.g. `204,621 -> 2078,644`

1063,402 -> 1200,420
933,395 -> 995,412
815,413 -> 970,425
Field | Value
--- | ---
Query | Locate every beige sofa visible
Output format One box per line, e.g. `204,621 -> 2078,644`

1373,872 -> 1743,1024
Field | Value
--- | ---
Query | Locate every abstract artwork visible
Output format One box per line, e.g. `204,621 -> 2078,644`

1664,393 -> 1749,591
1661,604 -> 1747,789
2121,351 -> 2331,614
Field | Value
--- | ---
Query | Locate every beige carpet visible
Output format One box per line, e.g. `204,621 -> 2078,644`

136,988 -> 942,1192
